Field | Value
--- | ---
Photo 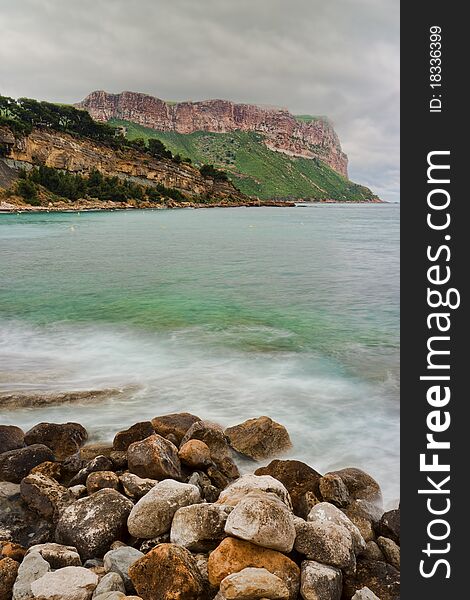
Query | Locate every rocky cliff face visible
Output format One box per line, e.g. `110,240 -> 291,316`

1,126 -> 245,201
77,91 -> 348,177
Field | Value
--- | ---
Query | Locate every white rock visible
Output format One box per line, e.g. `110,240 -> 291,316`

217,475 -> 292,509
225,494 -> 296,553
12,552 -> 50,600
300,561 -> 342,600
351,587 -> 381,600
170,503 -> 232,551
219,567 -> 290,599
27,543 -> 81,568
103,546 -> 143,592
307,502 -> 366,553
30,566 -> 98,600
127,479 -> 201,538
92,572 -> 125,598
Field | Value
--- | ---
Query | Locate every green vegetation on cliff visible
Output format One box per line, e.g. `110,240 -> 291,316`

109,118 -> 377,201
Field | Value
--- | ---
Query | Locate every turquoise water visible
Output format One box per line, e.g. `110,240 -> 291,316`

0,205 -> 399,501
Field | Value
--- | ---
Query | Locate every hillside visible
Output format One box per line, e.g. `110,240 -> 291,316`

109,118 -> 377,201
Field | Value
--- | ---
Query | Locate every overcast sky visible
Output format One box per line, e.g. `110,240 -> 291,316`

0,0 -> 399,202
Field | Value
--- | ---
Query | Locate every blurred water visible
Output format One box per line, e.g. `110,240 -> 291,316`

0,205 -> 399,501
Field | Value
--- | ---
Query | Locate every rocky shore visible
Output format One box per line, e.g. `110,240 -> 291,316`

0,415 -> 400,600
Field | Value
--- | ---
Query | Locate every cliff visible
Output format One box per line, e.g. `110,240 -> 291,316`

77,91 -> 348,177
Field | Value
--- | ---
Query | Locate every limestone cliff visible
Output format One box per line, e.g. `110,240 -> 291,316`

77,91 -> 348,177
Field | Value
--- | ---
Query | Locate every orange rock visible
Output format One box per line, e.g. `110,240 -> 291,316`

0,541 -> 26,561
178,440 -> 212,469
207,538 -> 299,599
0,557 -> 19,599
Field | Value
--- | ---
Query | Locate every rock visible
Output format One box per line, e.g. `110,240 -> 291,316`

207,538 -> 300,600
360,541 -> 384,562
55,489 -> 133,560
188,471 -> 220,503
68,456 -> 114,487
27,544 -> 81,568
30,461 -> 62,481
318,474 -> 350,507
178,440 -> 212,469
180,421 -> 239,480
92,594 -> 125,600
343,559 -> 400,600
225,494 -> 295,553
80,445 -> 114,461
170,503 -> 232,552
62,453 -> 85,477
219,567 -> 289,600
86,471 -> 120,495
12,551 -> 50,600
113,423 -> 155,452
30,566 -> 98,600
300,561 -> 342,600
127,435 -> 182,481
0,426 -> 24,454
1,542 -> 26,562
127,479 -> 201,539
217,475 -> 292,510
119,473 -> 156,500
84,559 -> 103,570
151,413 -> 201,445
0,445 -> 55,483
376,537 -> 400,570
24,423 -> 88,460
20,474 -> 73,521
109,452 -> 128,470
0,557 -> 19,600
69,485 -> 87,499
294,520 -> 355,572
128,544 -> 204,600
342,500 -> 382,543
376,509 -> 400,545
307,502 -> 365,554
92,572 -> 126,597
225,417 -> 292,461
103,547 -> 143,593
207,466 -> 231,490
351,587 -> 381,600
139,534 -> 170,554
254,460 -> 322,519
326,468 -> 382,507
0,482 -> 53,548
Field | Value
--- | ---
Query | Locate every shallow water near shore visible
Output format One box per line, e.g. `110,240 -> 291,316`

0,205 -> 399,502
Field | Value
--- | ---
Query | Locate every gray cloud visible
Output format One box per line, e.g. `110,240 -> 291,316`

0,0 -> 399,201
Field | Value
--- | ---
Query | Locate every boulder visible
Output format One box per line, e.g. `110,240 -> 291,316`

0,445 -> 55,483
207,538 -> 300,600
300,561 -> 342,600
343,559 -> 400,600
92,572 -> 126,597
318,474 -> 350,507
225,417 -> 292,461
351,587 -> 381,600
151,413 -> 201,445
178,440 -> 212,469
139,534 -> 170,554
24,423 -> 88,460
68,456 -> 114,487
0,542 -> 26,562
360,541 -> 384,562
119,473 -> 156,500
376,508 -> 400,545
103,547 -> 143,593
92,594 -> 125,600
127,435 -> 182,481
12,551 -> 50,600
20,474 -> 73,521
127,479 -> 201,539
217,475 -> 292,510
55,489 -> 133,560
326,468 -> 382,507
170,503 -> 232,552
69,485 -> 87,499
180,421 -> 239,480
0,557 -> 19,600
128,544 -> 204,600
26,543 -> 81,568
109,452 -> 127,470
376,537 -> 400,570
30,566 -> 98,600
188,471 -> 220,503
225,494 -> 296,553
80,444 -> 114,461
294,520 -> 356,572
342,500 -> 382,543
0,426 -> 24,454
30,461 -> 62,481
254,460 -> 322,518
219,567 -> 289,600
113,423 -> 155,452
86,471 -> 120,495
307,502 -> 365,554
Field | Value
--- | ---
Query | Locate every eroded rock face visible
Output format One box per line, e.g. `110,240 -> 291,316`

77,91 -> 349,177
24,423 -> 88,460
55,489 -> 133,560
0,445 -> 55,483
128,544 -> 204,600
170,503 -> 232,552
219,567 -> 290,600
300,561 -> 342,600
127,479 -> 201,539
127,435 -> 182,481
86,471 -> 120,495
